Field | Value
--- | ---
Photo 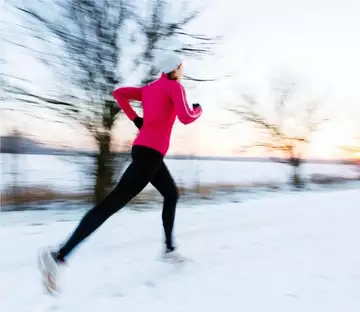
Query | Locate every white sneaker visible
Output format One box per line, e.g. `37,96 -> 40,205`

37,247 -> 62,295
161,250 -> 188,263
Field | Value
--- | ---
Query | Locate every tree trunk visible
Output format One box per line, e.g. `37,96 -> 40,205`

93,99 -> 119,204
94,133 -> 114,204
290,157 -> 303,189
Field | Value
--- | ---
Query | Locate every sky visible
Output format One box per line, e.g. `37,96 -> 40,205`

1,0 -> 360,158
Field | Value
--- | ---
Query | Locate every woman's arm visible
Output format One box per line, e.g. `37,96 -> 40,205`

113,87 -> 142,121
170,82 -> 202,125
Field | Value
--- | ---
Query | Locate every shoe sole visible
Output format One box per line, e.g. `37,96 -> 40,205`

37,248 -> 59,296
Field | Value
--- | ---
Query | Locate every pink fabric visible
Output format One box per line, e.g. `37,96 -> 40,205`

113,74 -> 202,155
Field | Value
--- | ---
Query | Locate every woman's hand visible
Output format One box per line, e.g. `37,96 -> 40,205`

133,116 -> 143,129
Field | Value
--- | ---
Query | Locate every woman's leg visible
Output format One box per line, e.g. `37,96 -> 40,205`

57,147 -> 163,261
150,162 -> 179,251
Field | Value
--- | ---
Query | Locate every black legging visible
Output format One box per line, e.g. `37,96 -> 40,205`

57,145 -> 179,261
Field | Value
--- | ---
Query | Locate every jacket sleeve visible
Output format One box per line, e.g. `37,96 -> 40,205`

113,87 -> 142,121
170,82 -> 202,125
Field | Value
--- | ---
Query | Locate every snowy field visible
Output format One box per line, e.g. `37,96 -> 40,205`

0,154 -> 357,192
1,188 -> 360,311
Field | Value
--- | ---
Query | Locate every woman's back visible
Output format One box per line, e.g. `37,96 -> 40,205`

135,75 -> 177,154
141,75 -> 176,125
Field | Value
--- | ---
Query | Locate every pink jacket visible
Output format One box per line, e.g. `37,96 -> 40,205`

113,74 -> 202,155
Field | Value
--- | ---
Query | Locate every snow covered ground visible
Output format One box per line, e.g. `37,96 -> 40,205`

1,188 -> 360,311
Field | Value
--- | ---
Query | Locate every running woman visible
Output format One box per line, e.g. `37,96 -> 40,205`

37,52 -> 203,294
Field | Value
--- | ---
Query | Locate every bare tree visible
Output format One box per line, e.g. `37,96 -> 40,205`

4,0 -> 216,203
230,79 -> 327,188
4,0 -> 132,203
134,0 -> 216,84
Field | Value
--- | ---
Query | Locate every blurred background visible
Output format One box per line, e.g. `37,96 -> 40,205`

1,0 -> 360,211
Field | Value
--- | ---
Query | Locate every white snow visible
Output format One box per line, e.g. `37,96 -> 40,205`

1,188 -> 360,311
